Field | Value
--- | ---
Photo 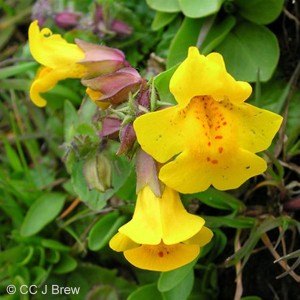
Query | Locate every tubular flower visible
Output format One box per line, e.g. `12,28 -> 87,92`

109,185 -> 213,271
29,20 -> 86,107
133,47 -> 283,194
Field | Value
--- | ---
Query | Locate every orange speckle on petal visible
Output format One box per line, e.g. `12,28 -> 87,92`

207,157 -> 211,161
208,142 -> 211,146
215,135 -> 223,139
158,251 -> 164,257
211,159 -> 218,164
218,147 -> 223,153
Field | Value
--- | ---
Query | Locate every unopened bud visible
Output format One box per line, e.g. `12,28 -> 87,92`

76,40 -> 128,78
99,116 -> 121,138
83,152 -> 112,192
54,11 -> 81,29
82,67 -> 142,106
117,122 -> 136,156
111,20 -> 133,36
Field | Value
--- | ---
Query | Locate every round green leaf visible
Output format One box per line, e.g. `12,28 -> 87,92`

179,0 -> 223,18
235,0 -> 284,25
88,212 -> 127,251
20,193 -> 66,237
54,254 -> 77,274
151,12 -> 178,31
158,258 -> 197,292
216,22 -> 279,82
167,17 -> 205,68
128,283 -> 163,300
146,0 -> 180,12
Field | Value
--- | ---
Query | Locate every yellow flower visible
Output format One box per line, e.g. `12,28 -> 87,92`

28,20 -> 86,107
109,185 -> 213,271
133,47 -> 283,193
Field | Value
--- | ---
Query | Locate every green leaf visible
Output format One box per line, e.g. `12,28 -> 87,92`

200,15 -> 236,54
235,0 -> 284,25
64,100 -> 79,142
158,258 -> 197,292
88,212 -> 127,251
189,187 -> 245,212
54,254 -> 77,274
216,22 -> 279,82
154,65 -> 178,105
179,0 -> 223,18
128,283 -> 163,300
20,193 -> 66,237
162,269 -> 194,300
146,0 -> 180,12
205,215 -> 255,229
167,17 -> 205,68
41,239 -> 70,252
151,12 -> 178,31
3,139 -> 23,172
0,62 -> 37,79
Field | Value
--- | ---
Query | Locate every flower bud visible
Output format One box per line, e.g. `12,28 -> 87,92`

54,11 -> 81,29
116,122 -> 136,156
82,67 -> 142,106
111,20 -> 133,37
76,39 -> 128,78
83,152 -> 112,192
99,116 -> 121,139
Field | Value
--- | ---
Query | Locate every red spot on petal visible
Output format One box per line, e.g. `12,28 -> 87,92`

218,147 -> 223,153
223,121 -> 227,125
215,135 -> 223,139
211,159 -> 218,164
158,251 -> 164,257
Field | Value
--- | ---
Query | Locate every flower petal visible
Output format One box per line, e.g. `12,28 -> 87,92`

135,95 -> 282,193
30,64 -> 85,107
170,47 -> 252,107
133,106 -> 187,163
184,226 -> 214,247
109,232 -> 139,252
29,20 -> 85,68
124,242 -> 200,272
119,186 -> 204,244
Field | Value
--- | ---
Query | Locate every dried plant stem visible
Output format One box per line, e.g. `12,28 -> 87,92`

261,233 -> 300,282
234,229 -> 243,300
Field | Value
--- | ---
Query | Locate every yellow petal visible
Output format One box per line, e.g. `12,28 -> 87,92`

135,95 -> 282,193
29,20 -> 85,68
29,64 -> 85,107
119,186 -> 204,244
170,47 -> 252,107
124,242 -> 200,272
234,102 -> 283,153
184,226 -> 214,246
109,232 -> 139,252
86,87 -> 111,110
133,106 -> 193,163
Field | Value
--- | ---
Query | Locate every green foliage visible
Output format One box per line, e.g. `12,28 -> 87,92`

1,0 -> 300,299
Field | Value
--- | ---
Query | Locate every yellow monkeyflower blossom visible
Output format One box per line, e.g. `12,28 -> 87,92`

28,20 -> 86,107
109,185 -> 213,271
133,47 -> 283,194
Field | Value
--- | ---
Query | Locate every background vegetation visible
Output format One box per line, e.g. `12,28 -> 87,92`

0,0 -> 300,299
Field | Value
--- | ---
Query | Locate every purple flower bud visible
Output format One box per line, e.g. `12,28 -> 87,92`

54,11 -> 81,29
117,122 -> 136,156
137,80 -> 150,110
76,40 -> 128,78
82,67 -> 142,106
99,116 -> 121,138
111,20 -> 133,36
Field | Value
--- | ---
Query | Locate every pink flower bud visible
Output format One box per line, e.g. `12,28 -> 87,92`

54,11 -> 81,29
99,116 -> 122,138
76,40 -> 128,78
117,123 -> 136,156
82,67 -> 142,106
111,20 -> 133,36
